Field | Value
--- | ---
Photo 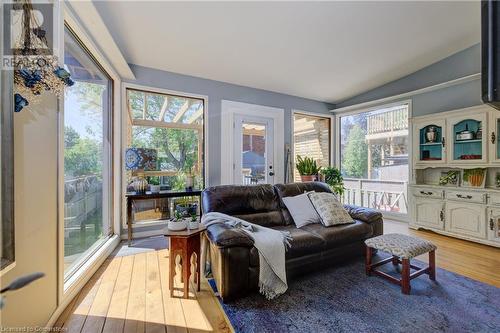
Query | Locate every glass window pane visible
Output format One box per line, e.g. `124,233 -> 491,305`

63,27 -> 112,278
293,114 -> 330,182
126,89 -> 204,222
339,104 -> 408,215
242,122 -> 267,184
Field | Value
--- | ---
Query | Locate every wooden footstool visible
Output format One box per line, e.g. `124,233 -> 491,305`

365,233 -> 437,294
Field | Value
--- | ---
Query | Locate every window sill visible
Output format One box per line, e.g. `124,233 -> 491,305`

63,234 -> 120,295
0,261 -> 16,277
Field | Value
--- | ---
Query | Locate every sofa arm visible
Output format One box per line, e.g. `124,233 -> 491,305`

343,204 -> 383,224
205,223 -> 254,249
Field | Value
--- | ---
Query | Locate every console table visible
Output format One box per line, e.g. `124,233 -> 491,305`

125,190 -> 202,245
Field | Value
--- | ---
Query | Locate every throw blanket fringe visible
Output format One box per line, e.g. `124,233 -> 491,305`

202,212 -> 292,300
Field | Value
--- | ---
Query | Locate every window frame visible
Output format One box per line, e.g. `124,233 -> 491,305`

60,23 -> 115,282
1,69 -> 15,272
122,82 -> 209,226
335,100 -> 413,222
291,110 -> 334,182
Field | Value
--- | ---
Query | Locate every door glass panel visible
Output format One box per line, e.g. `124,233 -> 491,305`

64,27 -> 112,279
419,125 -> 443,161
453,119 -> 482,160
241,122 -> 267,184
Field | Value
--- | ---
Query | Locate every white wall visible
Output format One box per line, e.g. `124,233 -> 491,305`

1,93 -> 59,327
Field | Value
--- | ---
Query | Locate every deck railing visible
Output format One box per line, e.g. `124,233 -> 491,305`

367,108 -> 408,135
341,178 -> 408,214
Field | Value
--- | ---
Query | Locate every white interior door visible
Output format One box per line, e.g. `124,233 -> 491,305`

233,115 -> 275,184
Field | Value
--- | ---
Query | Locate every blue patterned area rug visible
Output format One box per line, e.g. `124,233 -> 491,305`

209,256 -> 500,333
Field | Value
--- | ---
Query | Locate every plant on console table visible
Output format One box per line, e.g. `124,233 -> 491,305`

320,166 -> 345,196
175,196 -> 198,217
296,155 -> 321,182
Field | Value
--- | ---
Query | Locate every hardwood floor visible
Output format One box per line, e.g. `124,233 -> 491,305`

55,221 -> 500,332
54,243 -> 232,333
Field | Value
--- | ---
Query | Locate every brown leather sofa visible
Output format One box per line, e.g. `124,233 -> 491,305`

202,182 -> 383,302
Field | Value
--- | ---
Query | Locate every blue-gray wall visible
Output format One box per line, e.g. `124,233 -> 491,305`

335,44 -> 482,117
125,64 -> 334,186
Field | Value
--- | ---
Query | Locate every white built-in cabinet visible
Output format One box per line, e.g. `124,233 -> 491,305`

410,105 -> 500,248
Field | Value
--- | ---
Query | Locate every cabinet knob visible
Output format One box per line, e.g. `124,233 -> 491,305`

442,137 -> 445,147
456,194 -> 472,199
420,191 -> 433,195
491,132 -> 496,144
490,218 -> 495,231
440,210 -> 444,221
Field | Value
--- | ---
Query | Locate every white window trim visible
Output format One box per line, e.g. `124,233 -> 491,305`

121,82 -> 209,229
291,110 -> 335,181
56,3 -> 123,311
335,99 -> 413,222
221,100 -> 285,185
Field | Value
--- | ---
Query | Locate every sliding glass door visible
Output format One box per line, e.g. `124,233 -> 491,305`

63,26 -> 113,279
338,103 -> 409,216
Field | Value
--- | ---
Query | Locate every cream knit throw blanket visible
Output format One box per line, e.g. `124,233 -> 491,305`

202,212 -> 292,300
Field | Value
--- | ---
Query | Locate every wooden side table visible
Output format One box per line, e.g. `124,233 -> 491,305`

164,225 -> 206,298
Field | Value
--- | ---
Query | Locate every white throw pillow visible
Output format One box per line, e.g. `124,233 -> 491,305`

308,192 -> 354,226
282,193 -> 321,228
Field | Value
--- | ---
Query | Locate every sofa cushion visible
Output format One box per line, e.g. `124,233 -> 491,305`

308,192 -> 354,226
274,182 -> 332,225
282,193 -> 321,227
202,184 -> 285,227
302,220 -> 373,248
272,225 -> 325,259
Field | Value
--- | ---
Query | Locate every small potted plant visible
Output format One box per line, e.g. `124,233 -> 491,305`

188,212 -> 199,229
296,155 -> 321,182
168,211 -> 187,231
320,166 -> 345,196
147,176 -> 161,193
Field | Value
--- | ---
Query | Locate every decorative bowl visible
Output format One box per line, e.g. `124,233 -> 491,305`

168,220 -> 187,231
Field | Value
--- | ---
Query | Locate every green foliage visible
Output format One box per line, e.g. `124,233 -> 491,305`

146,176 -> 160,185
342,125 -> 368,178
296,155 -> 321,176
64,126 -> 80,149
64,126 -> 101,177
320,166 -> 345,195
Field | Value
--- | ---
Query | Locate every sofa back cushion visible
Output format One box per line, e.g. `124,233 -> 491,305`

202,184 -> 285,227
274,182 -> 332,225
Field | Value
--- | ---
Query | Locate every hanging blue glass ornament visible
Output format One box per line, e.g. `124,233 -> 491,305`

14,93 -> 29,112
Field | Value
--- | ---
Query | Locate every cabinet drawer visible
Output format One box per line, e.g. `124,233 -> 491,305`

412,188 -> 443,199
445,190 -> 486,204
487,193 -> 500,206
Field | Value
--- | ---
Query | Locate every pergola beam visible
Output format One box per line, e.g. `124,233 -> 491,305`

172,100 -> 191,123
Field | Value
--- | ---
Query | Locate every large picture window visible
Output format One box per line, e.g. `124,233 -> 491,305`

339,103 -> 409,215
63,26 -> 113,279
293,113 -> 331,182
126,88 -> 204,222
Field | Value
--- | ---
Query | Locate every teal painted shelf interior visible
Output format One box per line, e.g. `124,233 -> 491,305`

419,125 -> 442,161
453,119 -> 482,160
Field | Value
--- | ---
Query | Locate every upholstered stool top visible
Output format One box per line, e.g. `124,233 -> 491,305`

365,233 -> 437,259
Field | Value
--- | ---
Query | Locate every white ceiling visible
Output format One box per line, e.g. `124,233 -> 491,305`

93,1 -> 480,103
